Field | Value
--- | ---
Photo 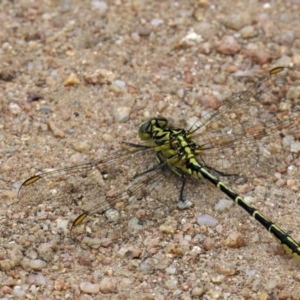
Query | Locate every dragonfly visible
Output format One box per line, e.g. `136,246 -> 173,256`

18,67 -> 300,260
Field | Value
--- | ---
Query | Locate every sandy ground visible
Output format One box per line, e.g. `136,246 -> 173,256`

1,0 -> 300,299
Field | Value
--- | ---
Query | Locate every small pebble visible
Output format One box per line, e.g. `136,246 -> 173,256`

99,277 -> 117,294
275,55 -> 291,67
113,80 -> 126,88
265,279 -> 277,290
54,279 -> 65,291
56,218 -> 69,230
84,69 -> 116,85
199,41 -> 211,54
91,1 -> 108,13
197,214 -> 218,227
290,141 -> 300,153
202,237 -> 215,251
240,25 -> 257,38
214,262 -> 236,276
248,49 -> 272,65
258,293 -> 269,300
211,275 -> 225,283
20,258 -> 46,271
34,275 -> 47,286
25,249 -> 38,260
78,255 -> 92,267
287,86 -> 300,100
127,216 -> 143,231
80,282 -> 100,294
214,199 -> 233,212
140,262 -> 153,273
2,190 -> 18,199
9,102 -> 21,115
119,278 -> 132,289
137,26 -> 151,37
159,219 -> 178,234
27,92 -> 43,102
177,200 -> 193,209
47,120 -> 66,138
206,289 -> 222,299
105,208 -> 120,222
293,54 -> 300,65
215,224 -> 223,233
1,285 -> 12,295
165,243 -> 183,256
280,29 -> 295,46
191,286 -> 205,297
293,272 -> 300,281
12,286 -> 26,298
222,12 -> 251,30
164,276 -> 178,290
165,266 -> 177,274
73,141 -> 92,153
223,232 -> 245,248
0,259 -> 16,271
246,269 -> 256,276
151,18 -> 164,27
0,158 -> 14,172
217,36 -> 241,55
63,73 -> 80,86
39,107 -> 51,114
82,237 -> 102,249
112,106 -> 131,122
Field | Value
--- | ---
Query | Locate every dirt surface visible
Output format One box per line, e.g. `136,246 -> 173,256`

1,0 -> 300,299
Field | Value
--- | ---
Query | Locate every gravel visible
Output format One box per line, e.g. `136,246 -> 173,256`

1,0 -> 300,299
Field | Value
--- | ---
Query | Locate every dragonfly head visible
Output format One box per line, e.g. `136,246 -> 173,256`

138,116 -> 168,140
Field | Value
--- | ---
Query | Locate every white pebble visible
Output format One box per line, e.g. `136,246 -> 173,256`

283,135 -> 294,147
151,18 -> 164,26
112,106 -> 131,122
56,218 -> 69,230
105,209 -> 120,222
36,209 -> 46,217
113,80 -> 126,88
197,214 -> 218,227
214,199 -> 233,211
177,88 -> 185,98
177,200 -> 193,209
80,282 -> 100,294
9,102 -> 21,115
91,1 -> 108,13
42,223 -> 49,231
165,266 -> 176,274
128,217 -> 143,231
13,286 -> 26,297
140,262 -> 152,272
246,269 -> 256,276
290,141 -> 300,153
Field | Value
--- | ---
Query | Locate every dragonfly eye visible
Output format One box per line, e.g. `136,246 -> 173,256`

138,120 -> 152,140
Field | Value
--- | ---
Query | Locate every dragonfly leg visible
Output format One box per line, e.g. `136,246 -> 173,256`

177,175 -> 193,209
